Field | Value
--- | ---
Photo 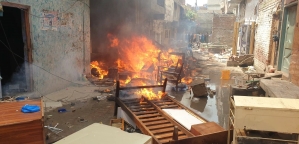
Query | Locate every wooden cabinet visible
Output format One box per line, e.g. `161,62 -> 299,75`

228,96 -> 299,144
0,100 -> 44,144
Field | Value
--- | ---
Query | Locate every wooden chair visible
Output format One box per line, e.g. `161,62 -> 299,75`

156,52 -> 185,82
159,60 -> 184,91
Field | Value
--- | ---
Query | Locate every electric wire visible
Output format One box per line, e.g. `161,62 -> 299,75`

0,40 -> 93,86
0,20 -> 19,67
0,0 -> 94,102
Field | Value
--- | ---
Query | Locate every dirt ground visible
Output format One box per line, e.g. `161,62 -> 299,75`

44,48 -> 244,143
45,98 -> 115,143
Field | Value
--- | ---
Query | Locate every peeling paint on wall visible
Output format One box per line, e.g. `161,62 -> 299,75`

0,0 -> 91,96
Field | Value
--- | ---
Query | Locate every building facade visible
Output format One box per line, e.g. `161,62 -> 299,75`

0,0 -> 90,96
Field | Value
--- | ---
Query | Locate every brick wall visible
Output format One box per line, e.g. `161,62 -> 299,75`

289,3 -> 299,86
254,0 -> 280,72
196,11 -> 214,33
211,14 -> 236,46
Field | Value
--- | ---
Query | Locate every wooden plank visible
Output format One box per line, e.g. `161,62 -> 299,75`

168,130 -> 230,144
232,22 -> 239,55
155,131 -> 184,139
129,105 -> 152,109
0,120 -> 44,144
160,105 -> 179,109
124,101 -> 147,105
1,1 -> 30,9
119,85 -> 164,90
148,123 -> 174,130
159,135 -> 189,144
141,117 -> 165,122
138,113 -> 161,119
144,97 -> 195,137
143,120 -> 170,126
134,111 -> 158,115
0,101 -> 42,126
131,107 -> 155,112
152,127 -> 177,134
239,129 -> 246,136
115,98 -> 161,144
153,100 -> 173,103
155,102 -> 176,106
121,98 -> 140,102
249,22 -> 256,54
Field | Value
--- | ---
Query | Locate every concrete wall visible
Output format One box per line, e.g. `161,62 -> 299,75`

0,0 -> 90,95
211,14 -> 235,46
254,0 -> 280,72
196,11 -> 214,33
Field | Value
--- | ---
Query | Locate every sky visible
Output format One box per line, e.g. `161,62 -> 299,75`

185,0 -> 207,6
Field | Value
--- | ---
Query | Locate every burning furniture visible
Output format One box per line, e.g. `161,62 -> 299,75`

158,52 -> 186,91
114,79 -> 230,144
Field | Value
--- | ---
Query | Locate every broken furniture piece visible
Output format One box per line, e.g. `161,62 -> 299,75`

191,122 -> 225,136
157,52 -> 185,81
228,96 -> 299,144
110,118 -> 124,130
114,79 -> 230,143
54,123 -> 152,144
159,58 -> 184,91
0,100 -> 44,144
190,81 -> 208,97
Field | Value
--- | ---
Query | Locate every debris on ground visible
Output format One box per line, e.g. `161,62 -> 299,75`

97,95 -> 107,101
45,123 -> 63,134
107,96 -> 115,101
58,108 -> 67,113
78,117 -> 88,123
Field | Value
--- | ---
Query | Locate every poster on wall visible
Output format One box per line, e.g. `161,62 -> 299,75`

41,10 -> 59,31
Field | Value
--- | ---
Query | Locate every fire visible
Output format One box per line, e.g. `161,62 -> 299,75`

160,50 -> 180,67
107,33 -> 119,48
181,77 -> 193,85
90,61 -> 108,79
135,89 -> 164,100
90,34 -> 191,100
113,35 -> 161,73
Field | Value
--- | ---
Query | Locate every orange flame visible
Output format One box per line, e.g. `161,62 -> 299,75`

114,36 -> 161,73
135,89 -> 164,100
107,33 -> 119,48
181,77 -> 193,85
90,61 -> 108,79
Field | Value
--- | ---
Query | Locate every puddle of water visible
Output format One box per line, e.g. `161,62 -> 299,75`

168,70 -> 235,129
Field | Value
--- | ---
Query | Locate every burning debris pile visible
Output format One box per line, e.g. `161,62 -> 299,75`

89,34 -> 191,99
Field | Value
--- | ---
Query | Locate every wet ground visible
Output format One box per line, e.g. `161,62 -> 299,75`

44,49 -> 244,143
169,50 -> 243,129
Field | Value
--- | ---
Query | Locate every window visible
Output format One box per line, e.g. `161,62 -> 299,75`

165,30 -> 169,38
170,29 -> 175,38
157,0 -> 165,7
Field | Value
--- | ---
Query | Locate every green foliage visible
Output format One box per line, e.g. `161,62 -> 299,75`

185,8 -> 196,20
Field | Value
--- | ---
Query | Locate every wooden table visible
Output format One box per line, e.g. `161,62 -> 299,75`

260,79 -> 299,98
0,100 -> 44,144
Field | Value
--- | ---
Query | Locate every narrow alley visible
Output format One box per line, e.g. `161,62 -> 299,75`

1,0 -> 299,144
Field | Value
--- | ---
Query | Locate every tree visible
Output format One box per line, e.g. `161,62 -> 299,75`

185,8 -> 197,20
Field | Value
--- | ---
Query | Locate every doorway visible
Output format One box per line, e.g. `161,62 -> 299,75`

0,3 -> 32,97
278,5 -> 297,75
